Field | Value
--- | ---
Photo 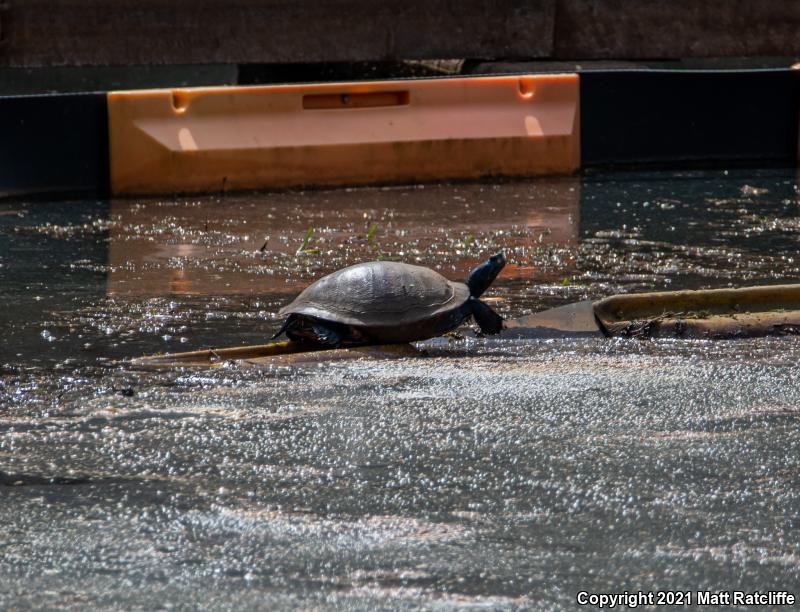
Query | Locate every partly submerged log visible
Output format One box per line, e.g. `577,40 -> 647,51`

594,284 -> 800,339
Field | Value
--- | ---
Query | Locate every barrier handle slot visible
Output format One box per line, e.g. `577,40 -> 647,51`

303,91 -> 410,110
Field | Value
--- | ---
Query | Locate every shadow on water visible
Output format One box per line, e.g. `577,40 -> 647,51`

2,168 -> 800,608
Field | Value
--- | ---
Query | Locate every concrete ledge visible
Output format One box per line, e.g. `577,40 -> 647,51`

555,0 -> 800,59
0,0 -> 554,67
1,1 -> 799,68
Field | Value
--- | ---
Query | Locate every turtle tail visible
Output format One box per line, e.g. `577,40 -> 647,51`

271,314 -> 296,340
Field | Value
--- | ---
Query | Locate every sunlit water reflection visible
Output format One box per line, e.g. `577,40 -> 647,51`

1,169 -> 799,609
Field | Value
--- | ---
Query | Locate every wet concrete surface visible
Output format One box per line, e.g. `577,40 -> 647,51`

2,169 -> 800,608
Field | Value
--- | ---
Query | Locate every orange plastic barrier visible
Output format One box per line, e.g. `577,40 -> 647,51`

107,74 -> 579,195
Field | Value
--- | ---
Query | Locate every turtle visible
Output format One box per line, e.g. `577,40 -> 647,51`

272,253 -> 506,346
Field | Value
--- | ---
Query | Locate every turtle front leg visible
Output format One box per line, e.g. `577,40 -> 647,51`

274,314 -> 343,346
470,298 -> 504,335
310,322 -> 343,347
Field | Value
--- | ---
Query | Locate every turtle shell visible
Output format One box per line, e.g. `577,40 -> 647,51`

279,261 -> 471,328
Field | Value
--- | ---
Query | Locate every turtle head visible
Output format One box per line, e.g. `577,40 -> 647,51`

466,252 -> 506,298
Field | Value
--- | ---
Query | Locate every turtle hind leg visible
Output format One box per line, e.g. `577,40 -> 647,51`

470,298 -> 504,335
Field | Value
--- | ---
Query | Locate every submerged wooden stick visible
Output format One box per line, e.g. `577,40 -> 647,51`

129,340 -> 327,367
129,340 -> 421,368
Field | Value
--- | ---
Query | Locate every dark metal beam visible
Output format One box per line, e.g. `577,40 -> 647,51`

580,69 -> 800,166
0,93 -> 109,198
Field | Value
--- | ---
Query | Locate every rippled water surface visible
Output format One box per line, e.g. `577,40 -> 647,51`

2,169 -> 800,609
